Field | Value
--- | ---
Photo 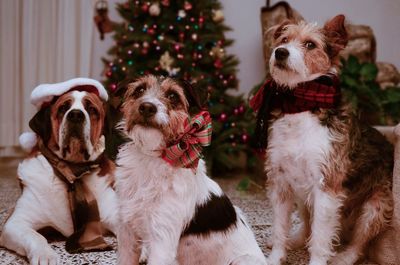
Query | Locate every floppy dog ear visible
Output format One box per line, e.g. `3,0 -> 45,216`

179,79 -> 209,115
323,14 -> 348,58
29,106 -> 52,144
103,103 -> 128,160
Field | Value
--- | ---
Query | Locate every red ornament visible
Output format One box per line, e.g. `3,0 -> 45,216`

233,108 -> 239,115
214,59 -> 223,68
141,48 -> 148,55
179,32 -> 185,41
141,3 -> 149,12
161,0 -> 170,6
110,83 -> 117,91
199,16 -> 205,24
241,133 -> 249,143
148,28 -> 155,35
106,71 -> 112,77
174,44 -> 181,51
219,113 -> 227,122
238,105 -> 245,114
184,1 -> 193,10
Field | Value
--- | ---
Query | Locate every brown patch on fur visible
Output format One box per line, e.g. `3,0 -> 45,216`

83,93 -> 106,146
317,102 -> 393,257
304,49 -> 331,75
122,75 -> 190,143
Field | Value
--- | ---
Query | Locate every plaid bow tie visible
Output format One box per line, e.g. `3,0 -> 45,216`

162,111 -> 212,170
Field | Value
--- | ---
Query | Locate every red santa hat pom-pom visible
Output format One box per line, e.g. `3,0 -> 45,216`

19,132 -> 38,152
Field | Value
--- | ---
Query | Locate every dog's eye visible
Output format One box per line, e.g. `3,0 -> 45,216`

133,84 -> 146,98
166,91 -> 181,105
58,103 -> 70,115
88,106 -> 99,117
305,41 -> 316,50
281,37 -> 288,44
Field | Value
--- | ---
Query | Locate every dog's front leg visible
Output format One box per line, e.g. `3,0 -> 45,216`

147,239 -> 180,265
308,188 -> 342,265
266,181 -> 294,265
0,211 -> 58,265
117,222 -> 141,265
147,225 -> 180,265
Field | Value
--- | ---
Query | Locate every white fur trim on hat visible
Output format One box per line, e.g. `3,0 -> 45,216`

19,132 -> 38,152
30,77 -> 108,109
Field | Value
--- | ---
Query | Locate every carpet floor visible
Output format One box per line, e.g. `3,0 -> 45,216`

0,162 -> 375,265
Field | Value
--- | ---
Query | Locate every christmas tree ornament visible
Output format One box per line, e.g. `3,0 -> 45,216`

212,9 -> 224,22
93,0 -> 114,40
141,3 -> 150,12
178,10 -> 187,18
159,51 -> 180,76
219,113 -> 227,122
214,59 -> 223,69
184,1 -> 193,10
209,45 -> 225,59
149,2 -> 161,16
161,0 -> 170,6
191,33 -> 198,41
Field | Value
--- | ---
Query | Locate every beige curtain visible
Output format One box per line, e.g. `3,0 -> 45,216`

0,0 -> 97,157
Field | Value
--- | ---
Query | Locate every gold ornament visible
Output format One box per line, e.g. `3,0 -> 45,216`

212,9 -> 224,22
159,51 -> 180,76
209,45 -> 225,59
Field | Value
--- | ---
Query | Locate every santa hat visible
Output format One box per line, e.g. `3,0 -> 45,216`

20,77 -> 108,152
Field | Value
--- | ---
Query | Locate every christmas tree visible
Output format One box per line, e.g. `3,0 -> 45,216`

102,0 -> 255,173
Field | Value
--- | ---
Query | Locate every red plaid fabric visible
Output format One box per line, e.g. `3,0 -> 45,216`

250,75 -> 341,114
250,75 -> 341,149
162,111 -> 212,170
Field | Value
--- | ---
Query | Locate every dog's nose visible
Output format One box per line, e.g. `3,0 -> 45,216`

67,110 -> 85,122
275,48 -> 289,61
139,102 -> 157,117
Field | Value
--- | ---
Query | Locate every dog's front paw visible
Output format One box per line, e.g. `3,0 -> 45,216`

266,249 -> 285,265
329,249 -> 358,265
28,246 -> 59,265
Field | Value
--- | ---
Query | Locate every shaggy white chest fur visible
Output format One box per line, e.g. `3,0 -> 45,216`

267,111 -> 333,200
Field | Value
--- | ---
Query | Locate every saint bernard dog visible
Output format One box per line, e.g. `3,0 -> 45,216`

0,78 -> 119,265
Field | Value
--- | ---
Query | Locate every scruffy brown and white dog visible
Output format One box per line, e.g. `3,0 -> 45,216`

0,78 -> 118,265
252,15 -> 394,265
115,75 -> 266,265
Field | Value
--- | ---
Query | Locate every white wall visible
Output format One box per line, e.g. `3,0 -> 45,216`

92,0 -> 400,94
220,0 -> 400,94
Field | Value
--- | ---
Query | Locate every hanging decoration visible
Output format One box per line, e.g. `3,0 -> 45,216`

93,0 -> 114,40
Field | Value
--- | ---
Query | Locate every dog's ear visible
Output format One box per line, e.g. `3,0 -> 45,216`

179,79 -> 209,115
323,14 -> 348,58
103,103 -> 127,160
271,20 -> 292,39
29,106 -> 52,144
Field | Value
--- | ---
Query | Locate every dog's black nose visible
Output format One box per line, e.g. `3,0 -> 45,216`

139,102 -> 157,117
67,110 -> 85,122
275,48 -> 289,61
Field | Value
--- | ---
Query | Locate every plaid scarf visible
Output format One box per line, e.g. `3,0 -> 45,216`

38,140 -> 112,253
250,75 -> 341,149
162,111 -> 212,170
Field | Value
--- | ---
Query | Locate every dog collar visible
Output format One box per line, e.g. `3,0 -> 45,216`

162,111 -> 212,171
250,75 -> 341,149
